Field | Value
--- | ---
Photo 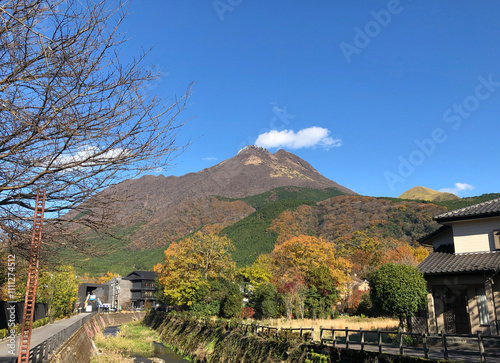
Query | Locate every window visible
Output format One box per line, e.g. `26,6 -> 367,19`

493,230 -> 500,250
476,287 -> 490,325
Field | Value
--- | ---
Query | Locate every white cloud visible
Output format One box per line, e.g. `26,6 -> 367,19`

254,127 -> 342,150
202,157 -> 218,161
52,145 -> 127,169
439,183 -> 475,195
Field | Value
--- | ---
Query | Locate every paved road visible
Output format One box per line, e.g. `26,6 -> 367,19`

0,313 -> 92,363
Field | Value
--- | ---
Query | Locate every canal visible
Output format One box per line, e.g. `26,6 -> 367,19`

94,323 -> 190,363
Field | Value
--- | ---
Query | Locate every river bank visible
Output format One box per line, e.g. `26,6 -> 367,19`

93,321 -> 189,363
144,310 -> 457,363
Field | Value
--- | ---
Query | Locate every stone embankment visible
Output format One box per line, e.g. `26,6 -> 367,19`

49,311 -> 144,363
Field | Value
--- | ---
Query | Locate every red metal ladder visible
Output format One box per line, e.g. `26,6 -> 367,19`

17,190 -> 46,363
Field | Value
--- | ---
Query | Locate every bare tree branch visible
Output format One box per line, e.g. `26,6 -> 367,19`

0,0 -> 192,252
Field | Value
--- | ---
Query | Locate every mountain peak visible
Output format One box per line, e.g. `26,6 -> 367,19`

399,186 -> 460,202
237,145 -> 269,155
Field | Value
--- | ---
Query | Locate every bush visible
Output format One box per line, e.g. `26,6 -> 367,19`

369,263 -> 427,328
357,293 -> 377,317
240,307 -> 255,319
306,350 -> 329,363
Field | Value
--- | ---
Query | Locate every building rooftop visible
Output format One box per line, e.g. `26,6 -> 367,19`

434,198 -> 500,223
419,225 -> 451,245
123,270 -> 157,280
419,251 -> 500,276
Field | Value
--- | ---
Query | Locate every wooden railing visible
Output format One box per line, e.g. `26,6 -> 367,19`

233,323 -> 499,362
319,327 -> 430,357
319,327 -> 498,363
235,323 -> 314,340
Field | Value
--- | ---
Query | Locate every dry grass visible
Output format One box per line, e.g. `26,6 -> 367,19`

255,317 -> 399,341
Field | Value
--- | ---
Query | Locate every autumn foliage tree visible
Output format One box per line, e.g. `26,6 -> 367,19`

154,231 -> 236,308
96,271 -> 120,284
269,235 -> 351,319
13,264 -> 79,320
37,265 -> 79,320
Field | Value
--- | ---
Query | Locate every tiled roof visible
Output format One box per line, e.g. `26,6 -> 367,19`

419,225 -> 451,245
418,251 -> 500,275
123,270 -> 157,280
434,198 -> 500,222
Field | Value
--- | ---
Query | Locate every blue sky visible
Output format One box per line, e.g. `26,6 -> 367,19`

121,1 -> 500,198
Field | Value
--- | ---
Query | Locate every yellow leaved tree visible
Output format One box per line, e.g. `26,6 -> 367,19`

154,231 -> 236,306
96,271 -> 120,284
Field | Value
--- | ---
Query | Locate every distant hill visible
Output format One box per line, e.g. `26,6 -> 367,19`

398,186 -> 459,202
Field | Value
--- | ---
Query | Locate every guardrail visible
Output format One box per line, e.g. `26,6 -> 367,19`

232,322 -> 500,362
27,312 -> 96,363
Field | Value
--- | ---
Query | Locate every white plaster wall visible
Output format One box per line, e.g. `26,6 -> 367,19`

452,217 -> 500,253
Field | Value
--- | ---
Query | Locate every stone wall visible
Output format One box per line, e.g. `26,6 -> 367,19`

48,312 -> 144,363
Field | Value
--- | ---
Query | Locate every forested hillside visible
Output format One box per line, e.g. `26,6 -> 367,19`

222,195 -> 446,267
54,186 -> 500,276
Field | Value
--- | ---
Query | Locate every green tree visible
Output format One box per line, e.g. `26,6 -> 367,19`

38,265 -> 79,320
369,263 -> 427,329
190,279 -> 225,316
306,267 -> 339,318
250,283 -> 279,319
189,278 -> 242,318
220,282 -> 243,318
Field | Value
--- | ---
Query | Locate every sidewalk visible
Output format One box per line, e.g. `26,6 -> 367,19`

0,313 -> 93,363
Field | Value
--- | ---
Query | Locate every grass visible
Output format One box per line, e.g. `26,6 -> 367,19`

91,321 -> 160,362
255,316 -> 399,341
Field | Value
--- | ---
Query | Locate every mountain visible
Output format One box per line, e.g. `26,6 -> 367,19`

55,146 -> 355,274
99,146 -> 354,242
97,145 -> 354,214
398,186 -> 460,202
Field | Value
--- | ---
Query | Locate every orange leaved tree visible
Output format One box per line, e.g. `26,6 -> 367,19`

269,235 -> 351,319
